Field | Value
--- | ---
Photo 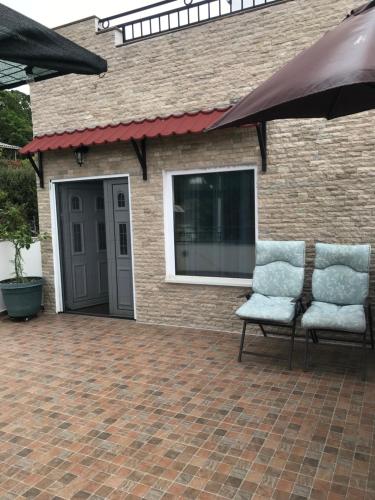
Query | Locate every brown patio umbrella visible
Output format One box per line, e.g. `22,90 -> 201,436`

209,1 -> 375,129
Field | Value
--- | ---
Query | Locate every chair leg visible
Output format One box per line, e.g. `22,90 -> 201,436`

259,324 -> 267,337
369,304 -> 374,350
311,330 -> 319,344
304,329 -> 310,371
362,328 -> 367,382
288,319 -> 297,371
238,321 -> 247,362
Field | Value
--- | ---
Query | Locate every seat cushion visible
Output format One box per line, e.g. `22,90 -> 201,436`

302,301 -> 366,333
236,293 -> 296,324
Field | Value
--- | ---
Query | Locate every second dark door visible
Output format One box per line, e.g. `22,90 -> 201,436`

104,178 -> 134,319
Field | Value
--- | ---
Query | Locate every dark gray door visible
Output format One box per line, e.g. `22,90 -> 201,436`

59,182 -> 109,310
104,179 -> 134,318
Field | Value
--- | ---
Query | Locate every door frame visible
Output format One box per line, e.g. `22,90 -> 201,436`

50,173 -> 137,318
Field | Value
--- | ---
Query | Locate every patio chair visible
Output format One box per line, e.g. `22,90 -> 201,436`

302,243 -> 374,380
236,240 -> 305,370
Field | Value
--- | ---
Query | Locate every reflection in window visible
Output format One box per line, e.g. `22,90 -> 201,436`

71,196 -> 81,211
172,169 -> 256,279
96,196 -> 104,210
119,223 -> 128,255
117,192 -> 126,208
72,223 -> 83,253
97,222 -> 106,251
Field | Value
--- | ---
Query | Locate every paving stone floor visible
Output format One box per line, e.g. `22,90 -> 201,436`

0,313 -> 374,499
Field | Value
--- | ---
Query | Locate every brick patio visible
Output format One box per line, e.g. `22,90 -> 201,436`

0,313 -> 374,499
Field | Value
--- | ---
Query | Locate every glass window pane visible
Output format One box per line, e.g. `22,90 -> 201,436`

71,196 -> 81,211
173,170 -> 256,279
118,192 -> 125,208
97,222 -> 106,251
72,223 -> 83,253
119,223 -> 128,255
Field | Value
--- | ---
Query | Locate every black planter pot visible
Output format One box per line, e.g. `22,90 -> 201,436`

0,277 -> 44,319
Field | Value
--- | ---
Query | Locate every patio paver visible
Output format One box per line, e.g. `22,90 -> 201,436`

0,313 -> 374,499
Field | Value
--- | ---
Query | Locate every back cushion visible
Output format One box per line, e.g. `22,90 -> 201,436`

253,241 -> 305,298
312,243 -> 371,305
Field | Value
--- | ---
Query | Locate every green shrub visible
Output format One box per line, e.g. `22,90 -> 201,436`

0,192 -> 47,282
0,159 -> 38,232
0,90 -> 32,147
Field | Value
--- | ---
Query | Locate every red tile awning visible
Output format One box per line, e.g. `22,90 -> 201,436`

20,107 -> 233,155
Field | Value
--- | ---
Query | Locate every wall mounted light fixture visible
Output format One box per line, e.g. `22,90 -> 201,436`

74,146 -> 89,167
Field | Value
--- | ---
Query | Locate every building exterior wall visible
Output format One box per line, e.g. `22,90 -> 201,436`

31,0 -> 375,332
31,0 -> 362,136
38,128 -> 259,332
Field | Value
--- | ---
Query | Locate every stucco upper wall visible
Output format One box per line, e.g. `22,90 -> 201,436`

30,0 -> 362,136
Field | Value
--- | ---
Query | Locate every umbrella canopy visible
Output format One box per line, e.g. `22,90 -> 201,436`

209,1 -> 375,129
0,3 -> 107,90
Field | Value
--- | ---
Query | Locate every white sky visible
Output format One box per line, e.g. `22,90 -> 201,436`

2,0 -> 165,94
3,0 -> 248,93
1,0 -> 161,28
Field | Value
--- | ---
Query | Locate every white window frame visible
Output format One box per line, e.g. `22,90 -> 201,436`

163,165 -> 257,287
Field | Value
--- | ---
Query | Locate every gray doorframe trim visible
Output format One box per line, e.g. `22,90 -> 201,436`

49,173 -> 137,319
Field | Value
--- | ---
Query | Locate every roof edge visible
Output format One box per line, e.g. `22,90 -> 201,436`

32,107 -> 232,140
0,142 -> 20,150
53,15 -> 98,31
20,107 -> 244,156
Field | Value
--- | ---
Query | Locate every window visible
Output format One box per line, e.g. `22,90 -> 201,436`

71,196 -> 81,211
164,167 -> 256,285
72,223 -> 83,253
117,192 -> 126,208
119,223 -> 128,255
97,222 -> 106,251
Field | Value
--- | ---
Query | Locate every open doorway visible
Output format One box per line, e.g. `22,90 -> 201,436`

56,178 -> 134,319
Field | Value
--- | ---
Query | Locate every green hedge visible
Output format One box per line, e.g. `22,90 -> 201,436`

0,160 -> 38,233
0,90 -> 32,147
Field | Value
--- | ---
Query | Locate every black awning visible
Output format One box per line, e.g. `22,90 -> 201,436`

0,3 -> 107,90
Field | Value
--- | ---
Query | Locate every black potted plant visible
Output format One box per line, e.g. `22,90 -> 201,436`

0,193 -> 48,320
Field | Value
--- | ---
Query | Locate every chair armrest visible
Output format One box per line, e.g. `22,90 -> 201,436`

237,289 -> 252,300
292,294 -> 305,315
304,293 -> 313,308
292,294 -> 307,307
364,297 -> 372,309
291,294 -> 303,304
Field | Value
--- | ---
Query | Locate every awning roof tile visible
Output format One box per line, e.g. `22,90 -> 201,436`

20,108 -> 234,155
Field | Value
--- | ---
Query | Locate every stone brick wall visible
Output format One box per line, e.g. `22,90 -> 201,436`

38,128 -> 259,332
31,0 -> 375,333
31,0 -> 363,136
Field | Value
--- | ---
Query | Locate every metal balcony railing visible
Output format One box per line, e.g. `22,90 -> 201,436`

97,0 -> 285,45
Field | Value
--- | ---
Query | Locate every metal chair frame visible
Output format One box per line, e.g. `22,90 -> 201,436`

238,292 -> 308,370
304,299 -> 374,381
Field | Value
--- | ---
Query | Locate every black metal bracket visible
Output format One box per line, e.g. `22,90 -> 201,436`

256,121 -> 267,173
27,152 -> 44,188
131,138 -> 147,181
